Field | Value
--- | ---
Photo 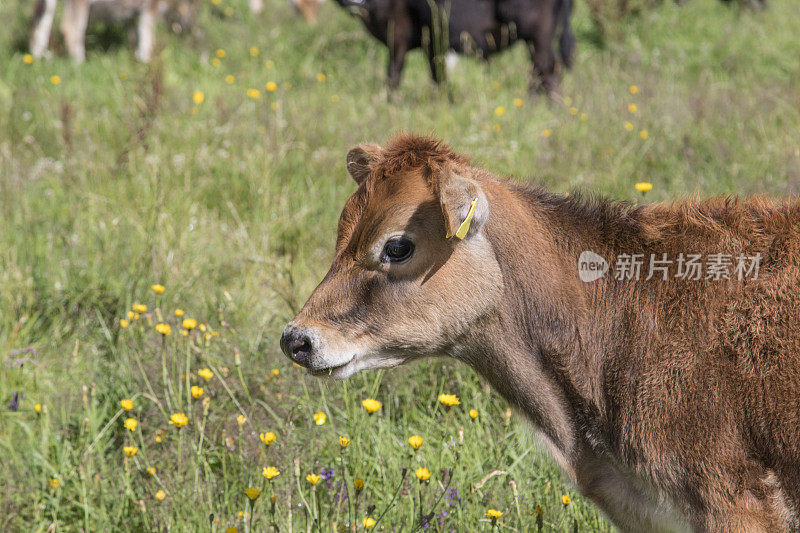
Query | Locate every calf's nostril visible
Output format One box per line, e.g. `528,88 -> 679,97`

280,328 -> 313,366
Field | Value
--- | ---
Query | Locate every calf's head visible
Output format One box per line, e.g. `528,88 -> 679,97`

281,136 -> 503,378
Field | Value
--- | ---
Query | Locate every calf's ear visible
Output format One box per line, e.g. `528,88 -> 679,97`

346,144 -> 383,185
438,168 -> 489,241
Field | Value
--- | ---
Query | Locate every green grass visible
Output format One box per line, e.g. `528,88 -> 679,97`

1,0 -> 799,530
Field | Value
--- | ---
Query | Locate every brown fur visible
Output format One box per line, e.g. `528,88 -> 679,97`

282,133 -> 800,531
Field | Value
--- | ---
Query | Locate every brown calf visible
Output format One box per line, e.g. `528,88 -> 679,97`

281,134 -> 800,531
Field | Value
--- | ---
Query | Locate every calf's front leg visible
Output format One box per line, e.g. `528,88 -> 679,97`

135,0 -> 159,62
30,0 -> 58,58
61,0 -> 90,62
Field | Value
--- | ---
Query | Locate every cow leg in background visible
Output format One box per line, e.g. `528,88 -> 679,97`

61,0 -> 90,62
386,17 -> 412,90
249,0 -> 263,15
135,0 -> 159,62
30,0 -> 58,58
527,24 -> 558,97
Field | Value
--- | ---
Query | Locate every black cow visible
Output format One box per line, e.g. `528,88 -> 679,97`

336,0 -> 574,96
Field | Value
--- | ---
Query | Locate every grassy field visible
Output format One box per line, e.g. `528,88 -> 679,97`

1,0 -> 799,530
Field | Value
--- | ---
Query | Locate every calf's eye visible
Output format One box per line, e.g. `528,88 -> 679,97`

382,237 -> 414,263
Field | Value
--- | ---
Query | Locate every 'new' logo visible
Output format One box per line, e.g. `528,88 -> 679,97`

578,251 -> 608,282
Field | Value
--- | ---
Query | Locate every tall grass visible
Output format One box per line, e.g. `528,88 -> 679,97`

0,0 -> 798,529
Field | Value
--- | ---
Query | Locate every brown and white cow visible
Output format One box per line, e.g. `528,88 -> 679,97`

281,134 -> 800,531
30,0 -> 195,63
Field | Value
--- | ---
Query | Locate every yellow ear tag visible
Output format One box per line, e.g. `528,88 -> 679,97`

447,197 -> 478,240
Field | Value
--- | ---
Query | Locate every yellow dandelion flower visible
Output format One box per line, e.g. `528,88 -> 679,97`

541,129 -> 552,138
513,98 -> 523,107
635,182 -> 653,193
563,96 -> 573,106
49,477 -> 61,490
625,121 -> 634,132
265,81 -> 277,92
120,399 -> 134,411
562,494 -> 571,506
265,59 -> 274,69
570,106 -> 578,115
180,329 -> 188,336
146,466 -> 156,476
469,409 -> 478,419
313,412 -> 326,425
494,106 -> 505,116
119,72 -> 128,81
123,445 -> 138,457
133,312 -> 140,320
225,528 -> 238,533
408,435 -> 423,450
415,467 -> 431,482
331,94 -> 340,102
316,72 -> 326,82
216,49 -> 226,58
23,54 -> 34,64
155,323 -> 171,336
629,84 -> 639,95
211,58 -> 221,67
154,429 -> 165,442
354,478 -> 364,491
34,403 -> 42,413
486,509 -> 503,519
182,318 -> 197,330
198,368 -> 214,381
151,284 -> 165,294
260,431 -> 276,445
363,517 -> 376,529
271,368 -> 279,376
361,399 -> 382,414
492,123 -> 501,132
306,473 -> 321,486
250,46 -> 259,56
155,489 -> 166,501
192,90 -> 204,104
225,75 -> 235,84
640,129 -> 649,140
236,414 -> 246,426
123,418 -> 138,431
244,487 -> 260,501
628,103 -> 637,114
438,394 -> 460,407
580,113 -> 588,122
120,319 -> 129,328
191,386 -> 204,399
169,412 -> 188,428
132,304 -> 147,313
247,88 -> 261,99
50,75 -> 61,85
174,309 -> 184,317
339,436 -> 351,449
127,311 -> 135,320
262,466 -> 280,480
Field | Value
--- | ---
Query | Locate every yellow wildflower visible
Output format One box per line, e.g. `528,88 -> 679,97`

226,528 -> 238,533
169,412 -> 188,428
174,309 -> 184,317
127,311 -> 135,320
151,284 -> 165,294
492,124 -> 501,132
155,323 -> 171,336
354,478 -> 364,491
306,473 -> 321,486
244,487 -> 260,501
120,399 -> 134,411
211,58 -> 221,67
191,386 -> 204,399
154,429 -> 165,442
123,446 -> 138,457
408,435 -> 423,450
265,81 -> 277,92
580,112 -> 588,122
262,466 -> 280,480
494,106 -> 505,116
216,48 -> 226,58
198,368 -> 214,381
562,494 -> 571,506
316,72 -> 326,82
486,509 -> 503,520
630,84 -> 639,94
180,329 -> 189,336
513,98 -> 523,107
339,436 -> 351,449
236,414 -> 246,426
50,75 -> 61,85
313,412 -> 326,425
247,88 -> 261,99
635,182 -> 653,193
182,318 -> 197,330
541,129 -> 552,138
260,431 -> 276,445
34,403 -> 42,414
469,409 -> 478,419
120,319 -> 129,328
361,398 -> 382,414
155,489 -> 166,501
23,54 -> 34,64
438,394 -> 460,407
415,468 -> 431,482
331,94 -> 339,102
250,46 -> 259,56
625,121 -> 634,131
628,103 -> 637,114
49,477 -> 60,490
640,129 -> 649,140
123,418 -> 138,431
132,304 -> 147,313
265,59 -> 274,68
271,368 -> 280,376
570,106 -> 578,115
146,466 -> 156,476
363,517 -> 376,529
